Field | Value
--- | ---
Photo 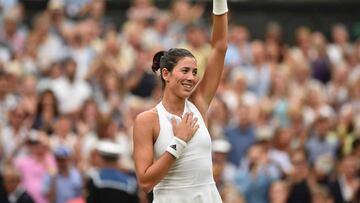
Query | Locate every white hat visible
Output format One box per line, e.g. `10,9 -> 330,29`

255,126 -> 274,141
318,106 -> 335,119
96,140 -> 122,158
314,153 -> 334,175
48,0 -> 64,10
212,139 -> 231,153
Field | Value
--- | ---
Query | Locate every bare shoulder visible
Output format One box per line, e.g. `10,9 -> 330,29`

134,108 -> 159,142
135,108 -> 158,125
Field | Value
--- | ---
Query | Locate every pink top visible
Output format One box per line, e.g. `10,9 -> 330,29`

14,153 -> 56,203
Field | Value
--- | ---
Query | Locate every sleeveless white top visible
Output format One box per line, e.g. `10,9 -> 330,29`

153,100 -> 222,203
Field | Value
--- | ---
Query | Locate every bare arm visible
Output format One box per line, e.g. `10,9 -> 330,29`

133,111 -> 175,193
191,6 -> 228,115
133,111 -> 198,193
125,68 -> 145,91
45,176 -> 57,203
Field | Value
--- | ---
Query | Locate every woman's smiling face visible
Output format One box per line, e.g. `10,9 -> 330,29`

163,56 -> 199,98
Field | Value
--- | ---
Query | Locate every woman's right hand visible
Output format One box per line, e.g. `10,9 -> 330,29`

171,112 -> 199,142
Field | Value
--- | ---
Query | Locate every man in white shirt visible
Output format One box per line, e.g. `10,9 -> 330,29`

51,58 -> 91,114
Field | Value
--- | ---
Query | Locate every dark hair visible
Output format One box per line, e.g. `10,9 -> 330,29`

100,154 -> 119,163
61,57 -> 76,67
36,89 -> 59,117
352,138 -> 360,150
151,48 -> 195,86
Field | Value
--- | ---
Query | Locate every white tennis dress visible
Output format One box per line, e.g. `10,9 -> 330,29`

153,100 -> 222,203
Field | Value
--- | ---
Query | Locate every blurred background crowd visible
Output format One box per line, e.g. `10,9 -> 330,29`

0,0 -> 360,202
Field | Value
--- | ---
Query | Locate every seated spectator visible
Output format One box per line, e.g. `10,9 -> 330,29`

208,95 -> 231,139
225,24 -> 253,69
126,0 -> 158,22
50,58 -> 91,115
125,48 -> 157,98
305,115 -> 338,163
32,89 -> 59,135
212,139 -> 236,194
268,128 -> 293,177
13,131 -> 56,203
327,23 -> 352,66
329,155 -> 360,203
310,32 -> 332,84
3,164 -> 35,203
287,150 -> 312,203
85,141 -> 139,203
244,41 -> 272,99
42,146 -> 83,203
268,180 -> 289,203
1,105 -> 29,163
49,115 -> 77,152
233,142 -> 277,203
225,103 -> 256,166
335,104 -> 356,156
311,153 -> 334,190
311,186 -> 333,203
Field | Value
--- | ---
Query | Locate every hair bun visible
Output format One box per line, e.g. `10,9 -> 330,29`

152,51 -> 166,73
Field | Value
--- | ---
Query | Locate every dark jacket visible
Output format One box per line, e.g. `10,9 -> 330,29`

86,168 -> 139,203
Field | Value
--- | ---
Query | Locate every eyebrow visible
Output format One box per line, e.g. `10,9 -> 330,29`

181,67 -> 198,70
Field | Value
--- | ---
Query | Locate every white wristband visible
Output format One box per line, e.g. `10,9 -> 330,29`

166,137 -> 187,159
213,0 -> 228,15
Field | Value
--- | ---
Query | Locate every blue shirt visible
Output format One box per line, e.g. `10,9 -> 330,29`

305,135 -> 338,163
92,168 -> 138,195
243,64 -> 271,98
225,126 -> 256,166
225,43 -> 253,68
234,166 -> 275,203
43,167 -> 83,203
272,98 -> 289,128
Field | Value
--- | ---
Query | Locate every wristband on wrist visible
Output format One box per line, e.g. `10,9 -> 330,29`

166,137 -> 187,159
213,0 -> 228,15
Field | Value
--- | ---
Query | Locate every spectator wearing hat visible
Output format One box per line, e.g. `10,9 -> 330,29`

13,131 -> 56,203
212,139 -> 236,189
42,146 -> 83,203
2,164 -> 35,203
86,141 -> 139,203
212,139 -> 242,202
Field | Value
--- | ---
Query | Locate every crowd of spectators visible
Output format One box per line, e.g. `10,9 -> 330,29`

0,0 -> 360,202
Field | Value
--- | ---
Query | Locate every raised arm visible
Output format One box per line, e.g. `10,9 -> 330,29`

191,0 -> 228,113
